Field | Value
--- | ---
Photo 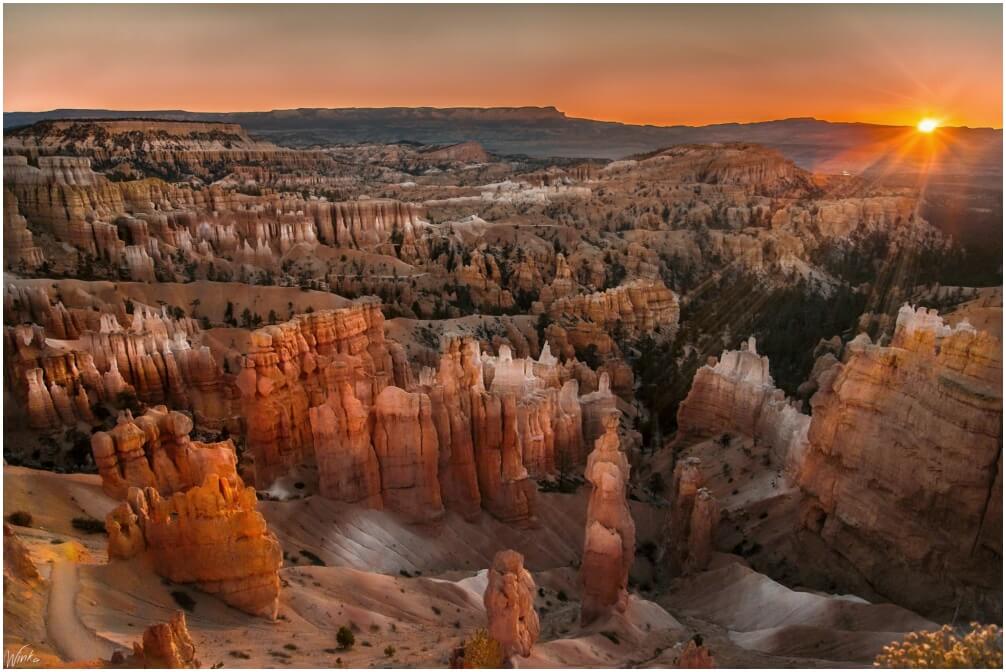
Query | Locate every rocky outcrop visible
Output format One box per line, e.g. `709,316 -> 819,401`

5,119 -> 332,179
548,279 -> 680,348
630,144 -> 813,195
798,304 -> 1002,620
4,137 -> 430,283
420,337 -> 483,520
674,638 -> 716,668
4,189 -> 44,271
92,406 -> 238,500
121,612 -> 199,668
686,489 -> 719,575
579,372 -> 619,450
537,253 -> 577,308
237,301 -> 409,487
483,550 -> 540,661
372,386 -> 444,521
677,336 -> 810,469
248,321 -> 601,524
417,337 -> 591,523
309,382 -> 382,507
580,415 -> 635,625
420,140 -> 490,164
4,296 -> 233,433
663,457 -> 718,575
471,389 -> 538,524
4,522 -> 41,585
106,474 -> 283,618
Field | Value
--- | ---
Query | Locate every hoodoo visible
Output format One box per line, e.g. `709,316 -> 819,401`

579,414 -> 635,625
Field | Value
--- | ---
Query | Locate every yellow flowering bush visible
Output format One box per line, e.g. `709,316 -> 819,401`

874,623 -> 1002,668
462,629 -> 505,668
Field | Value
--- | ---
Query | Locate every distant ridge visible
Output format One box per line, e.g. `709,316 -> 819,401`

4,106 -> 1001,176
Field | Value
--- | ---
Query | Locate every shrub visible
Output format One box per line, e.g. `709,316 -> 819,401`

462,629 -> 504,669
874,623 -> 1002,668
6,511 -> 32,527
384,645 -> 395,658
336,626 -> 355,650
299,549 -> 326,566
71,517 -> 106,534
170,590 -> 196,612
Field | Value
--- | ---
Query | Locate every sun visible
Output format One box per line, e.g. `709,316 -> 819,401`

917,118 -> 940,133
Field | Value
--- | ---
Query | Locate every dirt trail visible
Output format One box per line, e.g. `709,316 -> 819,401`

46,559 -> 118,662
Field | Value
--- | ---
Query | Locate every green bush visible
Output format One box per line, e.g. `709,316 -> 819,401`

336,626 -> 355,650
6,511 -> 32,527
71,517 -> 106,534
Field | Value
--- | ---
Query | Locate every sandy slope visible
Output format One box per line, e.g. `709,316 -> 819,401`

5,464 -> 938,668
662,556 -> 935,665
47,559 -> 118,661
260,488 -> 664,576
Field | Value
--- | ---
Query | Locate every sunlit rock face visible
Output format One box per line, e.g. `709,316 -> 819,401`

418,337 -> 484,520
677,336 -> 810,470
123,612 -> 200,669
106,474 -> 283,619
237,301 -> 409,487
92,405 -> 238,499
372,386 -> 445,522
309,382 -> 382,508
243,313 -> 608,523
4,291 -> 233,433
579,415 -> 635,625
798,304 -> 1003,621
484,549 -> 540,661
3,188 -> 44,271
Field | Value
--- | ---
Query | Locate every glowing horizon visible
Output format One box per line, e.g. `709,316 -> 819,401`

4,4 -> 1002,129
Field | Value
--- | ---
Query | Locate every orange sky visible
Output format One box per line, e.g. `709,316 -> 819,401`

4,4 -> 1002,128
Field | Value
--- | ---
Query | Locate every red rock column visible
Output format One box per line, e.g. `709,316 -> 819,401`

484,549 -> 540,662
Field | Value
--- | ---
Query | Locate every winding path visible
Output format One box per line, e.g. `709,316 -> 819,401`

46,559 -> 117,662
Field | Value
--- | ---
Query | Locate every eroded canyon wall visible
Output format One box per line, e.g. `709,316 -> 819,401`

798,305 -> 1002,620
677,336 -> 810,469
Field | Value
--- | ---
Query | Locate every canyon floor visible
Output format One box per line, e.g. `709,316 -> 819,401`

5,461 -> 937,669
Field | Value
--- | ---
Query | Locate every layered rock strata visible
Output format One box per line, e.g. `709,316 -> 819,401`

677,336 -> 810,468
237,301 -> 410,487
371,386 -> 444,521
306,335 -> 597,524
548,279 -> 680,354
92,405 -> 238,499
4,150 -> 430,278
4,189 -> 44,270
483,550 -> 540,661
106,474 -> 283,619
798,304 -> 1002,620
5,296 -> 232,432
580,415 -> 635,625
